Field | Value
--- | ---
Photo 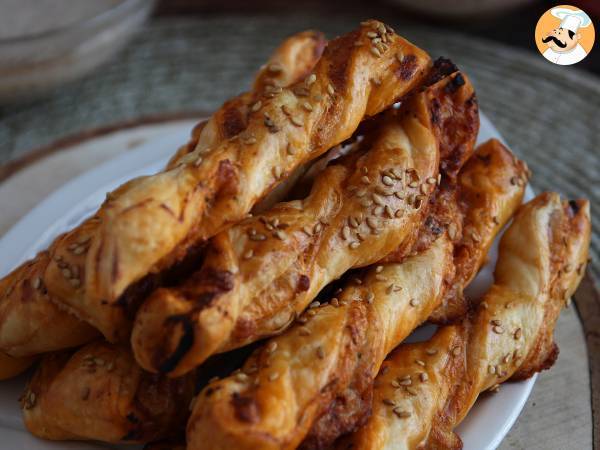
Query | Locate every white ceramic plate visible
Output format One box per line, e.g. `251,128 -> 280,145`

0,112 -> 534,450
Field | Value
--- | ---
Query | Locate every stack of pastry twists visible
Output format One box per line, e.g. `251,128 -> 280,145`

185,138 -> 527,450
21,20 -> 430,342
132,64 -> 452,376
0,20 -> 590,450
339,192 -> 590,450
0,29 -> 327,363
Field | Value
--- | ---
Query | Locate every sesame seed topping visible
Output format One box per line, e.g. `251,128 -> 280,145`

480,301 -> 489,309
309,301 -> 320,309
419,372 -> 429,382
266,341 -> 278,353
299,327 -> 311,336
393,408 -> 411,419
331,298 -> 340,307
290,115 -> 303,127
268,372 -> 279,381
314,222 -> 323,234
426,348 -> 438,356
251,101 -> 262,112
274,230 -> 286,240
249,233 -> 267,241
350,242 -> 360,249
372,193 -> 385,206
488,365 -> 496,374
409,181 -> 419,188
503,353 -> 511,364
306,74 -> 317,85
451,346 -> 461,356
415,359 -> 425,367
370,46 -> 382,57
375,274 -> 387,282
491,319 -> 502,326
302,102 -> 313,112
426,177 -> 437,185
349,217 -> 361,228
382,398 -> 395,406
514,328 -> 522,339
391,380 -> 400,388
395,209 -> 404,218
32,277 -> 42,290
409,298 -> 419,307
268,63 -> 282,73
327,84 -> 335,95
62,268 -> 72,279
366,292 -> 375,303
398,376 -> 412,386
342,226 -> 351,240
316,346 -> 325,359
493,325 -> 505,334
366,216 -> 378,229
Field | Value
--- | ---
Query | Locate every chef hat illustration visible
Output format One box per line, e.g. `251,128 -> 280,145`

551,7 -> 592,33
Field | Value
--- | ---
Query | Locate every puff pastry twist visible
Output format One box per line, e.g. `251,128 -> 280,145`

339,192 -> 590,450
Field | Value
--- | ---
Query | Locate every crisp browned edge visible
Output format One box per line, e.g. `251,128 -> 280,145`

0,111 -> 208,184
573,271 -> 600,449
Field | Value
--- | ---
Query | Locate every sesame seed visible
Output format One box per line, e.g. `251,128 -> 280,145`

266,341 -> 278,353
426,348 -> 438,356
299,327 -> 311,336
420,184 -> 429,195
249,233 -> 267,241
327,84 -> 335,95
290,115 -> 303,127
408,181 -> 419,188
366,216 -> 378,229
302,102 -> 313,111
426,177 -> 437,185
373,206 -> 384,216
306,74 -> 317,85
269,372 -> 279,381
281,104 -> 292,116
370,46 -> 382,57
395,209 -> 404,218
243,136 -> 257,145
391,380 -> 400,388
349,217 -> 361,228
393,408 -> 411,419
564,264 -> 573,273
488,365 -> 496,374
307,309 -> 317,317
366,31 -> 378,38
354,278 -> 363,285
384,205 -> 394,218
409,298 -> 419,307
399,376 -> 412,386
360,175 -> 370,184
313,222 -> 323,234
503,353 -> 511,364
366,292 -> 375,303
382,175 -> 394,186
331,298 -> 340,307
309,301 -> 320,309
451,346 -> 461,356
415,359 -> 425,367
32,277 -> 41,290
287,143 -> 296,155
480,301 -> 489,309
382,398 -> 395,406
342,226 -> 351,240
274,230 -> 286,240
236,372 -> 249,381
372,194 -> 385,206
514,328 -> 522,339
356,232 -> 365,241
419,372 -> 428,382
405,387 -> 418,396
62,268 -> 72,279
350,242 -> 360,249
394,191 -> 404,200
493,325 -> 505,334
272,167 -> 283,179
268,63 -> 282,73
491,319 -> 502,326
251,101 -> 262,112
489,384 -> 500,393
375,274 -> 387,282
386,284 -> 395,294
316,346 -> 325,359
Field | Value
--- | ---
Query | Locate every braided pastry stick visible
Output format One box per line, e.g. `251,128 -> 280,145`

27,20 -> 430,341
0,31 -> 326,359
132,63 -> 446,376
185,139 -> 526,450
167,29 -> 327,168
22,340 -> 195,444
339,192 -> 590,450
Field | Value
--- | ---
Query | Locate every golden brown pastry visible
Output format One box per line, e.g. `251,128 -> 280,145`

0,30 -> 327,360
0,242 -> 99,357
48,21 -> 430,342
338,192 -> 590,450
132,63 -> 450,377
184,140 -> 526,450
22,341 -> 195,444
429,138 -> 529,322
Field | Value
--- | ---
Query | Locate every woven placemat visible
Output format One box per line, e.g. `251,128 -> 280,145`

0,15 -> 598,449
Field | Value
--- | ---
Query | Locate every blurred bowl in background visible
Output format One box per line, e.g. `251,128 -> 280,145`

0,0 -> 155,104
384,0 -> 535,19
